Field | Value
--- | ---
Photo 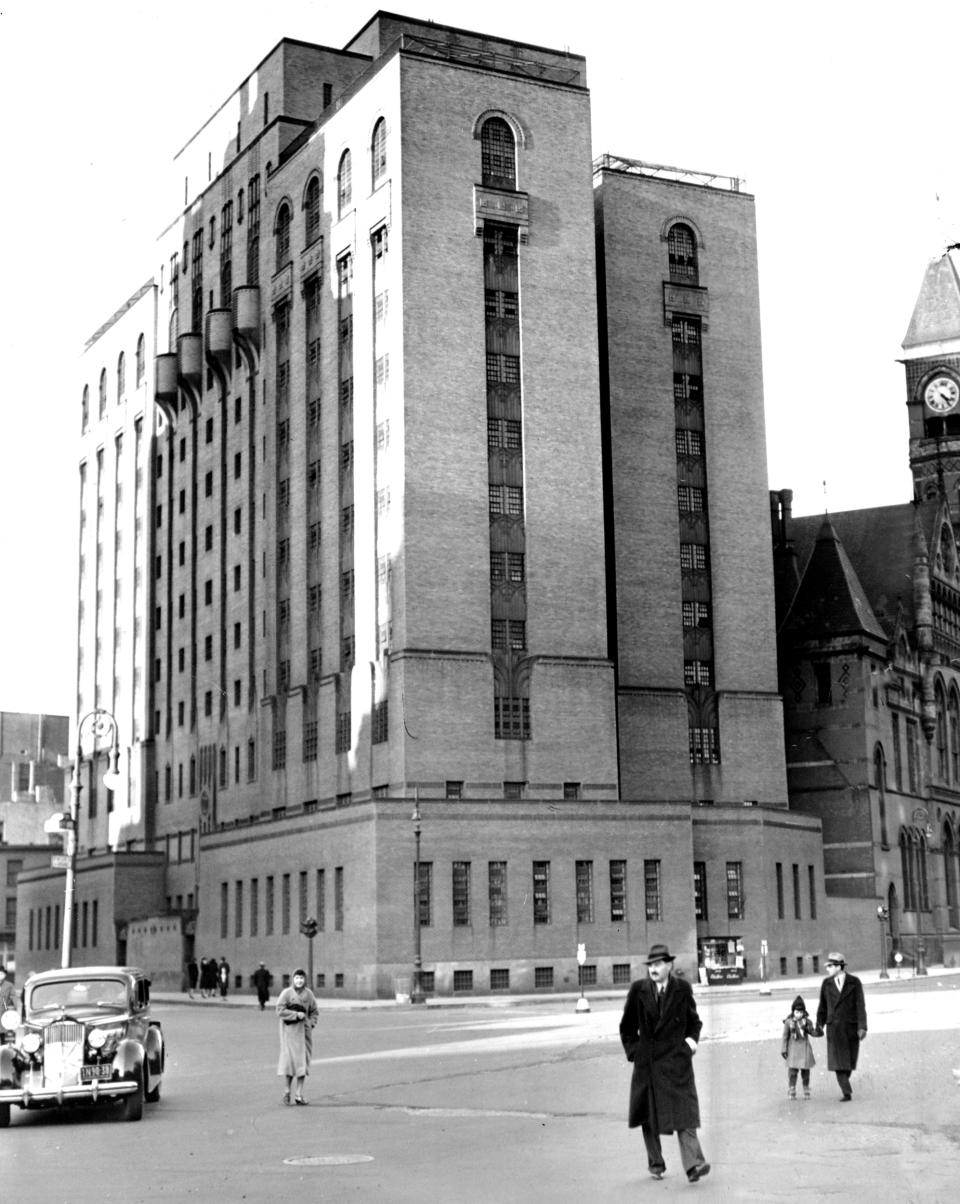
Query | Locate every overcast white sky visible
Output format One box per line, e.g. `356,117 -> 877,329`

1,0 -> 958,720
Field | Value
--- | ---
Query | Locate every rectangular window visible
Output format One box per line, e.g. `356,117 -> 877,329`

610,860 -> 627,922
644,860 -> 662,921
726,861 -> 744,920
488,861 -> 507,927
532,861 -> 550,924
452,862 -> 471,927
235,881 -> 243,938
575,860 -> 594,924
265,875 -> 274,935
494,695 -> 530,740
299,871 -> 308,923
220,882 -> 228,939
334,866 -> 343,931
534,966 -> 553,989
906,719 -> 921,792
892,712 -> 903,791
682,601 -> 710,628
792,863 -> 801,920
316,869 -> 326,931
693,861 -> 708,921
680,543 -> 708,571
250,878 -> 259,937
776,862 -> 784,919
613,963 -> 632,986
416,862 -> 433,927
808,865 -> 817,920
281,873 -> 291,935
453,969 -> 473,992
490,968 -> 510,991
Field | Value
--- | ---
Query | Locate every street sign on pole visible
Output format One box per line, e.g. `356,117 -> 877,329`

51,854 -> 70,869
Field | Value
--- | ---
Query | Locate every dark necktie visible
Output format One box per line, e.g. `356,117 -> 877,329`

657,986 -> 665,1015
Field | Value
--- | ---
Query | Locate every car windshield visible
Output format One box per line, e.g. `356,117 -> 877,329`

29,979 -> 129,1014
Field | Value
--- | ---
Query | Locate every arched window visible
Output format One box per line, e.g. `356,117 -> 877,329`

338,150 -> 352,218
275,202 -> 291,271
949,690 -> 960,782
169,309 -> 179,352
916,829 -> 930,912
81,385 -> 90,433
874,744 -> 888,847
136,334 -> 145,386
371,118 -> 387,188
900,828 -> 915,911
668,223 -> 699,284
99,369 -> 107,419
481,116 -> 516,189
944,823 -> 959,928
117,351 -> 126,399
304,176 -> 321,245
936,681 -> 949,779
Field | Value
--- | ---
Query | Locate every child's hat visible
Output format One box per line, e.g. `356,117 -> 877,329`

790,994 -> 807,1013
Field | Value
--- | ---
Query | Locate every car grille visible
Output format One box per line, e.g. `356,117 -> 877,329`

46,1022 -> 85,1044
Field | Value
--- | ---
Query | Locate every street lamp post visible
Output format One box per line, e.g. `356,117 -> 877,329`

877,905 -> 889,980
411,798 -> 426,1004
61,709 -> 121,969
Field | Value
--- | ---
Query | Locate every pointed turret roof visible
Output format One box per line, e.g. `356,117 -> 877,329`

781,517 -> 888,645
902,249 -> 960,350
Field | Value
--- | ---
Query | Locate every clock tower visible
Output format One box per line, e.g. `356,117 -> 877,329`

904,248 -> 960,511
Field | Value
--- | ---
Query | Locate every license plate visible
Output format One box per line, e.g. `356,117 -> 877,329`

80,1064 -> 113,1082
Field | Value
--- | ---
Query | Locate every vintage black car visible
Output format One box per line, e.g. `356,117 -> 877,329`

0,966 -> 164,1125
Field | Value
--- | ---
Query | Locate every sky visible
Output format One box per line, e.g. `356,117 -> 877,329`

1,0 -> 958,721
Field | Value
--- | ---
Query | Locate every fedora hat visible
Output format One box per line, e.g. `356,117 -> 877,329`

644,943 -> 676,965
825,952 -> 845,966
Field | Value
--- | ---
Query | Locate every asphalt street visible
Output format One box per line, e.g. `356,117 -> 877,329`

2,974 -> 959,1202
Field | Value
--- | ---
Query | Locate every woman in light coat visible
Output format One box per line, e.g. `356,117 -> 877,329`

276,968 -> 319,1105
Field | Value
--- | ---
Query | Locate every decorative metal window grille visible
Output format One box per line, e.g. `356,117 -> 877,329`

495,696 -> 530,740
452,862 -> 470,927
481,117 -> 516,188
726,861 -> 744,919
610,860 -> 627,923
272,728 -> 286,770
532,861 -> 550,924
488,861 -> 507,926
644,859 -> 662,921
680,543 -> 708,570
335,712 -> 351,753
689,726 -> 720,764
576,860 -> 594,924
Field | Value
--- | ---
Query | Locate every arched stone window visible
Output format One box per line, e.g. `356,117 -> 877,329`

304,176 -> 321,246
136,334 -> 145,386
338,150 -> 352,218
98,369 -> 107,419
668,222 -> 699,284
916,829 -> 930,912
275,202 -> 291,271
480,116 -> 516,190
874,743 -> 888,847
949,689 -> 960,782
371,118 -> 387,188
936,680 -> 949,779
81,385 -> 89,433
117,351 -> 126,399
943,822 -> 959,928
900,828 -> 916,911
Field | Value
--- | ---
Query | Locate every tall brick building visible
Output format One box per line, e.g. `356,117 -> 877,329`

17,12 -> 824,994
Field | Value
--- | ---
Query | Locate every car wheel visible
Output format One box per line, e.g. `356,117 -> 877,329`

122,1067 -> 144,1122
0,1102 -> 10,1128
145,1065 -> 161,1104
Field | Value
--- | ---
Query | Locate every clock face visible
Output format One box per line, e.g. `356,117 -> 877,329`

924,375 -> 960,414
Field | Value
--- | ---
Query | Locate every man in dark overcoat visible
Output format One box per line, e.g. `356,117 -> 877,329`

619,943 -> 710,1183
815,951 -> 867,1101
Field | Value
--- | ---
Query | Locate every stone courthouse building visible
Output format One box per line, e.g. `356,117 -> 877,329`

17,12 -> 825,994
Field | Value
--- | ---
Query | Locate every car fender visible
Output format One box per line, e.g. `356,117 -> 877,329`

113,1037 -> 145,1079
0,1045 -> 18,1087
144,1022 -> 164,1075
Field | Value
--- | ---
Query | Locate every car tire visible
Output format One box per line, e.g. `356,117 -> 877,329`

145,1066 -> 161,1104
122,1067 -> 144,1122
0,1102 -> 10,1128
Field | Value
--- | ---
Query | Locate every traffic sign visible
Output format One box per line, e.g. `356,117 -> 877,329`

51,854 -> 70,869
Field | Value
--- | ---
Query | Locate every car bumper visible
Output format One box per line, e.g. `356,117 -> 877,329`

0,1078 -> 138,1106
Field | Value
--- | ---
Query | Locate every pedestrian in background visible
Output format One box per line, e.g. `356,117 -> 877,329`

619,943 -> 711,1184
0,966 -> 19,1015
277,967 -> 318,1105
186,957 -> 198,999
815,952 -> 867,1101
781,994 -> 817,1098
218,956 -> 231,999
253,962 -> 272,1010
199,957 -> 216,998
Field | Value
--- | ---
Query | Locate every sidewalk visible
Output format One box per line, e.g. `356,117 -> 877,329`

152,962 -> 960,1011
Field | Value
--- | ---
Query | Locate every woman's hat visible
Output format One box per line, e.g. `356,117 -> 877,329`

644,943 -> 676,965
790,994 -> 807,1013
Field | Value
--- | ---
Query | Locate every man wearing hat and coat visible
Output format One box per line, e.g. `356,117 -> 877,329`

619,943 -> 710,1183
815,951 -> 867,1101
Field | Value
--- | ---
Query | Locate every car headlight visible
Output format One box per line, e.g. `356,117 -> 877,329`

88,1028 -> 107,1049
21,1031 -> 41,1054
1,1008 -> 19,1032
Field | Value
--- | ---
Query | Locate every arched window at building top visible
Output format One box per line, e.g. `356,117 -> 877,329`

936,681 -> 949,780
668,223 -> 699,284
275,202 -> 291,271
338,150 -> 352,218
874,743 -> 888,847
371,118 -> 387,189
81,385 -> 90,433
136,334 -> 145,387
98,369 -> 107,419
117,351 -> 126,399
304,176 -> 321,246
481,116 -> 516,190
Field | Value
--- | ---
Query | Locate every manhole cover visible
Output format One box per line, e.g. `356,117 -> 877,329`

284,1155 -> 375,1167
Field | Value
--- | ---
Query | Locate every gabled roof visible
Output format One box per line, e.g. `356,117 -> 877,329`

902,250 -> 960,350
782,516 -> 890,645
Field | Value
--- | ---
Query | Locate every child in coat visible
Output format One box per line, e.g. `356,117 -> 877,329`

781,994 -> 817,1098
